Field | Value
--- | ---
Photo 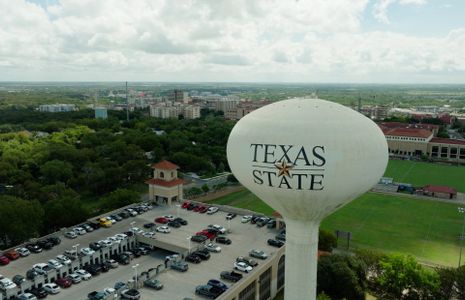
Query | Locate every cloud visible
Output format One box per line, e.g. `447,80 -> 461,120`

0,0 -> 464,83
373,0 -> 427,24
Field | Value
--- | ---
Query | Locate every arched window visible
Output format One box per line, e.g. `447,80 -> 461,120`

160,171 -> 164,178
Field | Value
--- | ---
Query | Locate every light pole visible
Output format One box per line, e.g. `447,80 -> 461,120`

459,207 -> 465,267
130,221 -> 135,231
227,219 -> 231,233
176,204 -> 181,217
73,244 -> 80,261
186,236 -> 191,254
132,263 -> 139,288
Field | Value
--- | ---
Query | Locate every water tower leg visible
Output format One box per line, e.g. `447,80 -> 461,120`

284,219 -> 319,300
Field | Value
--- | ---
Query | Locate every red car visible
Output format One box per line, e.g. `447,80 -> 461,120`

197,230 -> 216,240
0,255 -> 10,265
182,202 -> 190,209
4,250 -> 20,260
55,277 -> 72,288
155,217 -> 169,224
198,206 -> 209,213
193,205 -> 202,212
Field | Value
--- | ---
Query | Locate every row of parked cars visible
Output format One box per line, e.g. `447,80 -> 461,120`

0,237 -> 62,268
181,202 -> 219,214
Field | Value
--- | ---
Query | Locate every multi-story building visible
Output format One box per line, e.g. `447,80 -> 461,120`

94,106 -> 108,119
225,100 -> 272,120
38,104 -> 77,113
215,97 -> 240,113
379,122 -> 465,162
169,89 -> 188,103
183,105 -> 201,119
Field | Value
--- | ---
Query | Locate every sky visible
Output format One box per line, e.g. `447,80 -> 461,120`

1,0 -> 465,83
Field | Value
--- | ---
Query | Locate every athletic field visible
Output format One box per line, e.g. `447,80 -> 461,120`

384,160 -> 465,192
208,189 -> 463,266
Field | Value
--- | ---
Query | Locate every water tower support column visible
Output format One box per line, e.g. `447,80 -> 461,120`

284,219 -> 319,300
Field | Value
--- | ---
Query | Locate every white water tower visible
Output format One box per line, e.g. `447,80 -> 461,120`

227,98 -> 388,300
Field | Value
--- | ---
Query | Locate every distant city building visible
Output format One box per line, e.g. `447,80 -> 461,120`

360,105 -> 389,120
225,100 -> 272,120
183,105 -> 201,119
38,104 -> 77,113
169,89 -> 188,103
94,107 -> 108,119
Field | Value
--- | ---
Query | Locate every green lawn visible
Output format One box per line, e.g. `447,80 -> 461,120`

384,160 -> 465,192
208,190 -> 463,267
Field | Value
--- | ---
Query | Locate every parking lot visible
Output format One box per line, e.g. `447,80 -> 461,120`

1,202 -> 282,300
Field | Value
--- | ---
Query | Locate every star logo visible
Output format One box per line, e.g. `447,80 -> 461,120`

275,160 -> 293,177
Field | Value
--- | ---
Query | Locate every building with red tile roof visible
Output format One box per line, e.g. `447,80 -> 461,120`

146,160 -> 184,205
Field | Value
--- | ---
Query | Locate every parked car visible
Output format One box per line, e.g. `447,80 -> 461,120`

12,275 -> 25,285
66,273 -> 82,284
75,269 -> 92,280
82,224 -> 94,232
16,293 -> 37,300
89,242 -> 102,251
195,285 -> 223,299
249,249 -> 268,260
129,227 -> 144,234
114,281 -> 127,291
99,262 -> 110,272
55,254 -> 71,265
275,233 -> 286,241
103,287 -> 116,298
87,291 -> 106,300
80,247 -> 96,256
267,219 -> 276,228
55,277 -> 72,288
193,250 -> 210,260
47,259 -> 63,269
26,243 -> 42,253
220,270 -> 243,282
143,222 -> 155,229
65,231 -> 77,239
0,255 -> 10,265
167,221 -> 181,228
185,253 -> 202,264
26,269 -> 39,280
191,234 -> 208,243
43,283 -> 60,294
114,253 -> 130,265
236,256 -> 258,267
170,261 -> 188,272
144,278 -> 163,290
207,206 -> 219,214
208,224 -> 226,234
73,227 -> 87,235
226,213 -> 237,220
37,240 -> 54,250
155,217 -> 169,224
241,215 -> 253,223
83,264 -> 101,276
32,263 -> 51,274
4,250 -> 20,260
182,201 -> 190,208
205,242 -> 221,252
207,279 -> 228,292
118,211 -> 130,219
187,203 -> 197,210
156,225 -> 170,233
198,206 -> 209,213
98,218 -> 112,228
267,239 -> 285,247
0,278 -> 16,290
15,247 -> 30,257
111,214 -> 123,221
256,217 -> 270,227
120,289 -> 141,300
234,261 -> 253,273
216,236 -> 232,245
173,217 -> 188,225
28,287 -> 48,299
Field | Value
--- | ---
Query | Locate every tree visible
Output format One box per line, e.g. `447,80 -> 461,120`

318,229 -> 337,252
101,188 -> 139,211
376,254 -> 439,300
436,267 -> 456,300
317,254 -> 367,300
0,195 -> 44,247
40,160 -> 73,184
201,184 -> 210,194
43,196 -> 88,231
